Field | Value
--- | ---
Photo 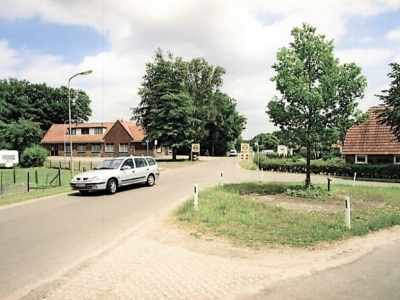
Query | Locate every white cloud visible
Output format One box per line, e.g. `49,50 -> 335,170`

1,0 -> 400,139
0,40 -> 21,73
385,28 -> 400,40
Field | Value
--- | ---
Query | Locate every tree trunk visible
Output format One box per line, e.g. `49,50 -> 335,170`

305,143 -> 311,188
172,149 -> 177,161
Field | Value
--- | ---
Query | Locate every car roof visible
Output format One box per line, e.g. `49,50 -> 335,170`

104,156 -> 157,160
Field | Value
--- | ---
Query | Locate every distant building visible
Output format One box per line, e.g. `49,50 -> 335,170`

277,145 -> 292,156
40,120 -> 164,158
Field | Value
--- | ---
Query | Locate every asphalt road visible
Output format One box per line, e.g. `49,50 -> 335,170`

0,156 -> 399,299
0,156 -> 250,299
237,238 -> 400,300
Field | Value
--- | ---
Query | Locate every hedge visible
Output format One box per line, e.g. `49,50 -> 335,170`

254,154 -> 400,179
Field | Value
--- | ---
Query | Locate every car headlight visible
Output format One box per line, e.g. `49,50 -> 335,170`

87,176 -> 100,182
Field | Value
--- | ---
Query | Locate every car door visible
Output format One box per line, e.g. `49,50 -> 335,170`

133,157 -> 150,183
119,158 -> 136,186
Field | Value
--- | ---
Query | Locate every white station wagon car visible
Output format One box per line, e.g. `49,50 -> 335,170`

70,156 -> 159,195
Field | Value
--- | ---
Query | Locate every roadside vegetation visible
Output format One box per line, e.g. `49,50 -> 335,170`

174,182 -> 400,248
0,158 -> 196,206
0,166 -> 72,206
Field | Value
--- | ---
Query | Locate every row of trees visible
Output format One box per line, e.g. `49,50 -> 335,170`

0,78 -> 91,153
132,49 -> 246,159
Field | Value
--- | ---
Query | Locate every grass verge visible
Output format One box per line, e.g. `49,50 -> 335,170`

0,167 -> 73,207
174,182 -> 400,248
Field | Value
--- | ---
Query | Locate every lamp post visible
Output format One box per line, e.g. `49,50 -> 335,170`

68,70 -> 93,177
63,120 -> 69,161
254,142 -> 259,170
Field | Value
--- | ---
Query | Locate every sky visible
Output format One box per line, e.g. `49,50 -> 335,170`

1,0 -> 400,140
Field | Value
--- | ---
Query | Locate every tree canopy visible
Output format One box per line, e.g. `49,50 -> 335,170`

132,49 -> 246,159
250,133 -> 279,152
376,62 -> 400,140
0,78 -> 92,151
266,23 -> 367,187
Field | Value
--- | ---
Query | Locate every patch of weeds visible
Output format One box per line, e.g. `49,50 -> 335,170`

285,185 -> 332,198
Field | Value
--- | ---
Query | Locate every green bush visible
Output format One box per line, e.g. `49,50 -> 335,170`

20,145 -> 48,168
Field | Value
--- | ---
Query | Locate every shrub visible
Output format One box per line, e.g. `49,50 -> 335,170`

20,145 -> 48,168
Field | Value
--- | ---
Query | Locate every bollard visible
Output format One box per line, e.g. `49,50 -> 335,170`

353,172 -> 357,186
327,178 -> 332,191
345,196 -> 351,229
220,171 -> 224,186
194,184 -> 199,211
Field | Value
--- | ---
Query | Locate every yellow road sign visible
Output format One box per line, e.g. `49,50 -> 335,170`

241,143 -> 250,153
192,143 -> 200,152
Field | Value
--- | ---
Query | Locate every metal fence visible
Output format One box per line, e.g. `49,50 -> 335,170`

0,168 -> 62,196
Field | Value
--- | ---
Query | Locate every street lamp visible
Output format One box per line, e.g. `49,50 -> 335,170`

63,120 -> 69,161
68,70 -> 93,177
254,142 -> 259,170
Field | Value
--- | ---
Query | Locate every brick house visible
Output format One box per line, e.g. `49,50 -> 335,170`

40,120 -> 164,158
342,106 -> 400,164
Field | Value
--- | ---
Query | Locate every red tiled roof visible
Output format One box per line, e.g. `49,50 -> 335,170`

40,120 -> 145,144
342,106 -> 400,155
120,121 -> 146,141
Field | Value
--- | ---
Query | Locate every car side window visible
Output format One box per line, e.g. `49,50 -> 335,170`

122,158 -> 134,169
134,157 -> 147,168
146,157 -> 156,166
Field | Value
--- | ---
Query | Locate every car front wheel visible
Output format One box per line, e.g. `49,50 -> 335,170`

146,174 -> 155,186
106,178 -> 118,194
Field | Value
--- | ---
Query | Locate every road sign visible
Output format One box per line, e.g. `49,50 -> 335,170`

241,143 -> 250,153
192,143 -> 200,152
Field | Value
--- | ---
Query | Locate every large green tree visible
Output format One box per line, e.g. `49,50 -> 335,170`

0,78 -> 92,151
205,92 -> 246,155
0,119 -> 43,153
376,62 -> 400,140
0,78 -> 91,132
132,49 -> 197,160
132,49 -> 246,159
266,23 -> 367,187
187,58 -> 226,144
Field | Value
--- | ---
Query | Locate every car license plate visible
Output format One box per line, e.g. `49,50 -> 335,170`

76,183 -> 85,187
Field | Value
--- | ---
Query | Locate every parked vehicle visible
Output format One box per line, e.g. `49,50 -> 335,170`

262,149 -> 275,155
229,149 -> 238,156
0,149 -> 19,168
70,156 -> 159,195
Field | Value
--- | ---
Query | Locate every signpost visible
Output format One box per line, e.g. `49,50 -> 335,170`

191,143 -> 200,161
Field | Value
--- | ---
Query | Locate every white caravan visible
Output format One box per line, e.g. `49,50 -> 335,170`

0,150 -> 19,168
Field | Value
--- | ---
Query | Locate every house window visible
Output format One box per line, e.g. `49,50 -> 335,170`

394,155 -> 400,164
106,143 -> 114,153
91,144 -> 101,153
355,155 -> 367,164
65,144 -> 70,152
81,128 -> 89,135
94,127 -> 103,134
77,144 -> 86,153
120,143 -> 129,153
67,128 -> 76,135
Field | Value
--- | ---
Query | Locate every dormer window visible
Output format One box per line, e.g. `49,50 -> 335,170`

94,127 -> 103,134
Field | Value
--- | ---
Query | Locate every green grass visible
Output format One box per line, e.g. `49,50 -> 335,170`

174,182 -> 400,248
0,166 -> 73,206
239,159 -> 258,170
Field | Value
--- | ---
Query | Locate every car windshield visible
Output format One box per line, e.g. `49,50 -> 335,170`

93,159 -> 123,170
